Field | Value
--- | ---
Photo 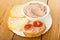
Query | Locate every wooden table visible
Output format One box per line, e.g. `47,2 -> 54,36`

0,0 -> 60,40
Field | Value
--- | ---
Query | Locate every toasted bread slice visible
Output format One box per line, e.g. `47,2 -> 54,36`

24,24 -> 46,37
8,5 -> 24,18
8,17 -> 29,31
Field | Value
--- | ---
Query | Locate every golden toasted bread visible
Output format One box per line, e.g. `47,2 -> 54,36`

24,24 -> 46,37
8,5 -> 24,18
8,17 -> 29,31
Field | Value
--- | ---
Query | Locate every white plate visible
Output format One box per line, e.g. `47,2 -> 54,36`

12,14 -> 52,37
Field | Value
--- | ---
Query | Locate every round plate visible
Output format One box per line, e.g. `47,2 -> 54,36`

12,14 -> 52,37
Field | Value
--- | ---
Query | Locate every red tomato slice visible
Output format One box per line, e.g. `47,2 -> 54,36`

24,24 -> 33,30
33,21 -> 43,27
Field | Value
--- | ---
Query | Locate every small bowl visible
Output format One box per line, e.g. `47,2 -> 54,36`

22,1 -> 50,21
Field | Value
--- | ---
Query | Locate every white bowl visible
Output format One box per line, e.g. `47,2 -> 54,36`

22,1 -> 50,21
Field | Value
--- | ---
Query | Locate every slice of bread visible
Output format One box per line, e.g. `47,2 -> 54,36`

24,24 -> 46,37
9,5 -> 24,18
8,17 -> 29,31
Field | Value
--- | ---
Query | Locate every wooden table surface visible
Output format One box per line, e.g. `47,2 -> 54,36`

0,0 -> 60,40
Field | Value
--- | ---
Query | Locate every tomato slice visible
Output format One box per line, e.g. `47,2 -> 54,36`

33,21 -> 43,27
24,24 -> 33,30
